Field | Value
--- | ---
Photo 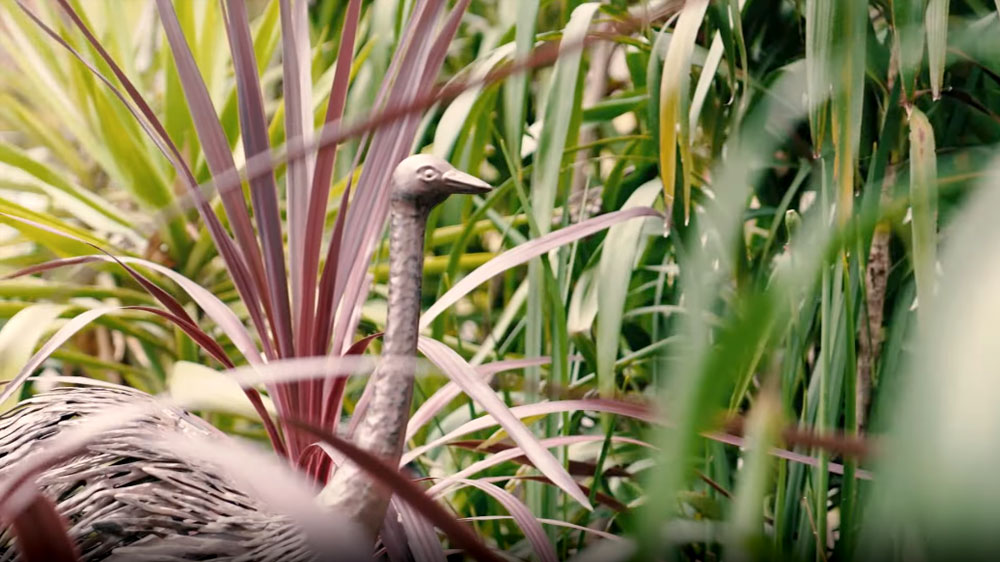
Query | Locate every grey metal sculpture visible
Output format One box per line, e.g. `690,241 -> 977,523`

0,386 -> 311,562
321,154 -> 490,537
0,155 -> 490,558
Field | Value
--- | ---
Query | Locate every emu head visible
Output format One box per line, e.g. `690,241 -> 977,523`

392,154 -> 491,207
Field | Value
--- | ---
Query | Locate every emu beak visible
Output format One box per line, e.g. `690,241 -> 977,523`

442,168 -> 492,194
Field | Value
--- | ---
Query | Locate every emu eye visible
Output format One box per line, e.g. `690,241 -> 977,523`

418,166 -> 438,181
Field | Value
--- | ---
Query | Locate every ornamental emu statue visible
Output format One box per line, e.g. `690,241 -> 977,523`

0,155 -> 491,560
0,386 -> 312,562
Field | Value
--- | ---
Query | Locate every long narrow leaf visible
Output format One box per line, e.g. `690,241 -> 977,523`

280,0 -> 314,344
0,304 -> 66,412
34,0 -> 270,360
441,479 -> 557,562
154,0 -> 275,353
331,0 -> 464,355
831,0 -> 865,225
406,357 -> 557,440
530,2 -> 600,235
421,207 -> 663,329
35,0 -> 272,359
892,0 -> 927,98
597,181 -> 661,398
0,306 -> 115,409
3,252 -> 264,370
402,398 -> 871,479
805,0 -> 834,150
392,496 -> 449,562
417,337 -> 593,509
925,0 -> 949,99
222,0 -> 294,359
1,486 -> 78,562
460,515 -> 621,541
427,435 -> 652,497
0,213 -> 196,325
300,0 -> 361,354
908,107 -> 938,311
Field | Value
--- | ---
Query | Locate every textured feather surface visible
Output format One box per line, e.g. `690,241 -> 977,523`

0,387 -> 311,562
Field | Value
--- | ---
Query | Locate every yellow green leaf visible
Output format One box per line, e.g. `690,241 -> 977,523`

0,304 -> 66,412
908,107 -> 938,311
658,0 -> 709,223
925,0 -> 949,100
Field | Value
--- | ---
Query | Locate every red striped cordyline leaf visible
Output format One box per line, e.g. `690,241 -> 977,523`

460,516 -> 622,542
126,306 -> 233,368
140,4 -> 682,237
286,419 -> 503,562
420,207 -> 664,329
417,337 -> 592,510
448,441 -> 632,477
1,485 -> 78,562
439,478 -> 557,562
489,475 -> 628,513
280,0 -> 315,355
330,0 -> 459,356
320,0 -> 465,432
0,240 -> 289,451
426,435 -> 653,497
2,249 -> 263,365
119,258 -> 264,363
0,213 -> 195,327
404,398 -> 874,480
32,0 -> 273,363
314,182 -> 354,427
326,272 -> 372,419
222,0 -> 294,361
379,500 -> 414,562
1,247 -> 279,452
403,401 -> 656,465
301,0 -> 361,355
705,431 -> 873,480
0,302 -> 281,455
391,496 -> 448,562
153,0 -> 275,358
218,355 -> 375,388
406,356 -> 558,440
221,0 -> 302,456
327,332 -> 382,440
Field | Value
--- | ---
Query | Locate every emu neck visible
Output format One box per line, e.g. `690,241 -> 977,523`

382,199 -> 428,363
321,197 -> 430,537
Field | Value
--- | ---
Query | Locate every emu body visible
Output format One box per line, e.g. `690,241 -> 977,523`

0,387 -> 310,562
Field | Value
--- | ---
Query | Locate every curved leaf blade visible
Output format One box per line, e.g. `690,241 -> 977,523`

417,337 -> 592,510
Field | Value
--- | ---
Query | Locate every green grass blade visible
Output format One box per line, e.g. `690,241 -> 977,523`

925,0 -> 949,100
907,106 -> 938,314
0,303 -> 66,412
529,2 -> 600,236
658,0 -> 709,223
892,0 -> 927,99
501,0 -> 539,161
596,179 -> 660,398
805,0 -> 834,151
726,388 -> 782,561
